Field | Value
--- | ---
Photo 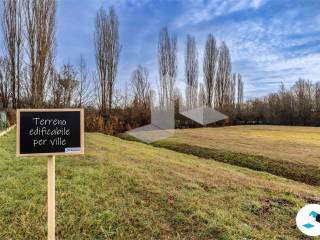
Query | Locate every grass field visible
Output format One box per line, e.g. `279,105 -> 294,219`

154,125 -> 320,185
0,130 -> 320,239
158,125 -> 320,165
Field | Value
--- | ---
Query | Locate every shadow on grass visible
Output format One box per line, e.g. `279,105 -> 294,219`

153,142 -> 320,186
119,133 -> 320,186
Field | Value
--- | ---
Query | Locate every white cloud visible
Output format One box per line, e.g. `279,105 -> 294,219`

182,6 -> 320,96
174,0 -> 268,28
107,0 -> 151,8
252,0 -> 265,9
54,0 -> 320,99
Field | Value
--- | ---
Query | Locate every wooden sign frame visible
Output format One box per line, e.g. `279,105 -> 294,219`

16,108 -> 84,157
16,108 -> 84,240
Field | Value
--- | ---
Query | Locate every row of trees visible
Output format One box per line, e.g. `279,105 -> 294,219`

0,0 -> 242,115
0,0 -> 56,108
1,2 -> 318,131
94,6 -> 120,120
0,0 -> 94,110
157,28 -> 244,116
243,79 -> 320,126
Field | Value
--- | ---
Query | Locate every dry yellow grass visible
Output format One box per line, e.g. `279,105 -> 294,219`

1,131 -> 320,239
166,125 -> 320,166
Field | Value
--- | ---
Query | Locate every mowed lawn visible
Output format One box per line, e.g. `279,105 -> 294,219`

0,130 -> 320,239
154,125 -> 320,185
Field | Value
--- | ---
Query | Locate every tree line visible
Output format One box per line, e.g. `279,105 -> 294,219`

0,2 -> 318,132
242,79 -> 320,126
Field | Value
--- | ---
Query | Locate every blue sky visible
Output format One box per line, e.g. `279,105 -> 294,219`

4,0 -> 320,99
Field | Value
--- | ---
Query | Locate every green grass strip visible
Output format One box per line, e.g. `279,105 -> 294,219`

151,141 -> 320,186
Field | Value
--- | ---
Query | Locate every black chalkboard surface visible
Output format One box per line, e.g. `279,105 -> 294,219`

16,109 -> 84,156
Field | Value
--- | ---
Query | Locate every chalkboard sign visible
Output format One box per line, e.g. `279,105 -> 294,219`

16,109 -> 84,156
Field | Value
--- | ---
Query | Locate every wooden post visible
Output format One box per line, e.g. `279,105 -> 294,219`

48,155 -> 55,240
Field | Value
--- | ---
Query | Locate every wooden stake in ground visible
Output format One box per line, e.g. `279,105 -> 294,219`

48,156 -> 55,240
16,109 -> 84,239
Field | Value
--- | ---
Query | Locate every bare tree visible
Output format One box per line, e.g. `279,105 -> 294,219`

20,65 -> 32,106
59,64 -> 78,107
198,82 -> 206,107
237,73 -> 243,110
106,7 -> 120,115
93,73 -> 102,110
293,78 -> 313,125
278,83 -> 295,124
23,0 -> 56,107
158,27 -> 177,109
203,34 -> 218,108
185,35 -> 198,109
76,55 -> 92,107
50,69 -> 61,107
1,0 -> 23,108
267,92 -> 281,124
0,57 -> 10,108
94,6 -> 120,119
315,82 -> 320,112
94,7 -> 107,115
131,65 -> 150,107
215,41 -> 231,110
123,80 -> 129,108
50,64 -> 78,108
230,73 -> 236,106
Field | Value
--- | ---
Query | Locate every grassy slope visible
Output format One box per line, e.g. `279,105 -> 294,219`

0,131 -> 319,239
154,125 -> 320,185
160,125 -> 320,166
